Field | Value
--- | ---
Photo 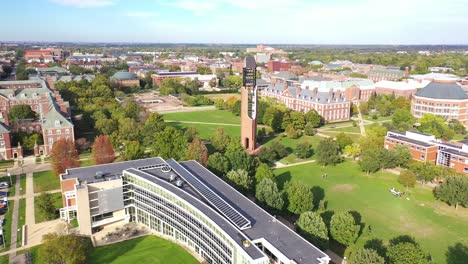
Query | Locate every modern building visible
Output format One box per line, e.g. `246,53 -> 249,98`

385,130 -> 468,174
411,80 -> 468,125
0,78 -> 74,159
375,79 -> 430,98
60,157 -> 330,264
110,71 -> 140,88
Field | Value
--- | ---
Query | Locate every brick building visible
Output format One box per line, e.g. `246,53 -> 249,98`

385,130 -> 468,174
375,79 -> 430,98
0,78 -> 74,159
24,50 -> 54,63
151,72 -> 216,87
411,80 -> 468,126
267,60 -> 291,72
367,68 -> 408,81
110,71 -> 140,88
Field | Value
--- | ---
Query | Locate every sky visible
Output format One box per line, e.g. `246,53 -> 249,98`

1,0 -> 467,44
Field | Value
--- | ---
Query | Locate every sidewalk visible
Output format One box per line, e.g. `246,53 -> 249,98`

8,174 -> 21,259
25,173 -> 34,227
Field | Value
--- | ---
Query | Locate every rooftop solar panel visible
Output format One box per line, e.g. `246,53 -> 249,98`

166,159 -> 252,230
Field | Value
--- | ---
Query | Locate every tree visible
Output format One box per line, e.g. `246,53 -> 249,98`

226,169 -> 252,192
196,65 -> 213,75
392,108 -> 415,131
118,118 -> 141,142
91,135 -> 115,165
287,181 -> 314,214
221,75 -> 242,89
350,248 -> 385,264
142,113 -> 166,145
316,138 -> 342,166
392,145 -> 412,168
255,163 -> 274,184
296,141 -> 312,159
75,138 -> 91,153
263,107 -> 284,132
286,111 -> 306,130
344,143 -> 361,160
51,139 -> 79,176
418,113 -> 454,140
184,127 -> 199,142
122,140 -> 145,161
258,147 -> 277,164
359,149 -> 381,174
207,152 -> 230,176
305,110 -> 323,128
330,211 -> 360,246
38,233 -> 92,264
271,141 -> 288,158
225,150 -> 255,175
211,128 -> 231,152
409,162 -> 441,183
285,125 -> 302,139
335,133 -> 353,150
297,211 -> 329,250
255,178 -> 284,210
95,119 -> 118,136
151,127 -> 187,160
398,170 -> 417,190
304,123 -> 316,136
185,138 -> 209,166
448,119 -> 466,135
387,242 -> 430,264
434,176 -> 468,209
8,104 -> 36,123
36,192 -> 57,220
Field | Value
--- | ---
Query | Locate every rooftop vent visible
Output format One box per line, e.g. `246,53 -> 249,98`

175,179 -> 184,187
161,165 -> 171,173
94,171 -> 104,179
169,173 -> 177,182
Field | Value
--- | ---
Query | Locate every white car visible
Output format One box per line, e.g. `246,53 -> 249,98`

0,182 -> 8,189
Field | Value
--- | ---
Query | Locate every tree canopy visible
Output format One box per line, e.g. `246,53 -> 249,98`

297,211 -> 329,250
91,135 -> 115,165
316,138 -> 342,166
330,211 -> 360,246
8,104 -> 36,123
50,139 -> 79,176
434,176 -> 468,209
38,233 -> 92,264
286,181 -> 314,214
255,178 -> 284,211
151,127 -> 187,160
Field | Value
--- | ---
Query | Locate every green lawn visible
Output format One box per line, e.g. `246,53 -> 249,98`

89,235 -> 198,264
362,114 -> 392,121
34,192 -> 62,224
323,120 -> 354,128
17,198 -> 26,247
19,174 -> 26,196
320,131 -> 362,142
263,135 -> 322,164
163,110 -> 240,124
322,125 -> 361,134
33,171 -> 60,193
0,255 -> 8,264
79,159 -> 94,167
274,161 -> 468,263
0,200 -> 15,252
167,122 -> 240,141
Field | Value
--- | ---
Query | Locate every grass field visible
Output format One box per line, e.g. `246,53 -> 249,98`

17,198 -> 26,247
263,135 -> 323,164
163,110 -> 240,125
167,122 -> 240,141
362,114 -> 393,121
19,174 -> 26,195
33,171 -> 60,193
204,93 -> 240,101
322,125 -> 361,134
274,161 -> 468,263
79,159 -> 94,167
0,255 -> 7,264
89,236 -> 198,264
320,131 -> 362,142
0,200 -> 15,252
34,192 -> 62,224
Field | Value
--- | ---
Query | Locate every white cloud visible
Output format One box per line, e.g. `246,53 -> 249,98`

164,1 -> 220,15
49,0 -> 114,8
126,12 -> 159,18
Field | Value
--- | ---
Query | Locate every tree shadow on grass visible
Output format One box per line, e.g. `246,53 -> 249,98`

364,238 -> 387,257
446,242 -> 468,264
320,210 -> 334,230
349,210 -> 366,237
311,186 -> 325,211
276,171 -> 291,190
389,235 -> 417,246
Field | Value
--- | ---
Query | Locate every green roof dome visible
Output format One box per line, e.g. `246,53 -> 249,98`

111,71 -> 137,80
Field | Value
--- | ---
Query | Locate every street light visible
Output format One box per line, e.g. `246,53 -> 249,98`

6,173 -> 11,187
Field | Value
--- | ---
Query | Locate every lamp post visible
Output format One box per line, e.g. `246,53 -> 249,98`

7,172 -> 11,187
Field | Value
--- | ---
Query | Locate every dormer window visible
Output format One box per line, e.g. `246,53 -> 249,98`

55,120 -> 61,127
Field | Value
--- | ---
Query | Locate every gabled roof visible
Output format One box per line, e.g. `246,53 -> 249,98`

415,82 -> 468,100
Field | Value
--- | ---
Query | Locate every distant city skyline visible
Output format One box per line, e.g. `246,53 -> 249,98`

2,0 -> 467,44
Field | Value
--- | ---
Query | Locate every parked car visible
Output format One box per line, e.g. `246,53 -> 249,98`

0,219 -> 4,226
0,182 -> 9,189
0,192 -> 7,198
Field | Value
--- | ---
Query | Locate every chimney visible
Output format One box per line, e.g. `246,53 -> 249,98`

313,87 -> 318,97
305,86 -> 309,90
405,67 -> 409,77
329,88 -> 334,99
282,81 -> 288,91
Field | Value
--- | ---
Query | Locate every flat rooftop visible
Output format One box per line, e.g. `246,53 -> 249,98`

386,131 -> 434,148
62,158 -> 328,264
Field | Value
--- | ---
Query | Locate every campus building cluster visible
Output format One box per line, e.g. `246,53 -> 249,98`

60,158 -> 330,264
0,78 -> 73,159
385,130 -> 468,174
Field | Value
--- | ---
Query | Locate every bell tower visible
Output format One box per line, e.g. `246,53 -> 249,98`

241,57 -> 257,152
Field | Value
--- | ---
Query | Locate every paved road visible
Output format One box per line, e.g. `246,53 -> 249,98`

275,160 -> 316,168
157,105 -> 216,114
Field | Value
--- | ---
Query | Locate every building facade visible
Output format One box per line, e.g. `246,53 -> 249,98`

385,130 -> 468,174
110,71 -> 140,88
267,60 -> 291,72
411,80 -> 468,126
0,78 -> 74,159
375,79 -> 430,98
60,158 -> 330,264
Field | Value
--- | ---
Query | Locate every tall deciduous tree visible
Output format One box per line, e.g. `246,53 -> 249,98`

434,176 -> 468,209
350,248 -> 385,264
398,170 -> 417,190
122,140 -> 145,161
297,211 -> 329,249
142,113 -> 166,145
255,163 -> 275,184
151,127 -> 187,160
387,242 -> 430,264
38,233 -> 92,264
286,181 -> 314,214
207,152 -> 230,176
210,128 -> 231,152
316,138 -> 342,166
51,139 -> 79,176
296,141 -> 312,159
330,211 -> 360,246
344,143 -> 361,160
185,138 -> 209,166
305,110 -> 323,128
255,178 -> 284,210
36,192 -> 57,220
91,135 -> 115,165
8,104 -> 36,123
226,169 -> 252,192
335,133 -> 353,150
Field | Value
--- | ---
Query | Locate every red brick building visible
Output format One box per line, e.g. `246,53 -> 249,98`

385,130 -> 468,174
0,79 -> 74,159
267,60 -> 291,72
110,71 -> 140,88
24,50 -> 54,63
